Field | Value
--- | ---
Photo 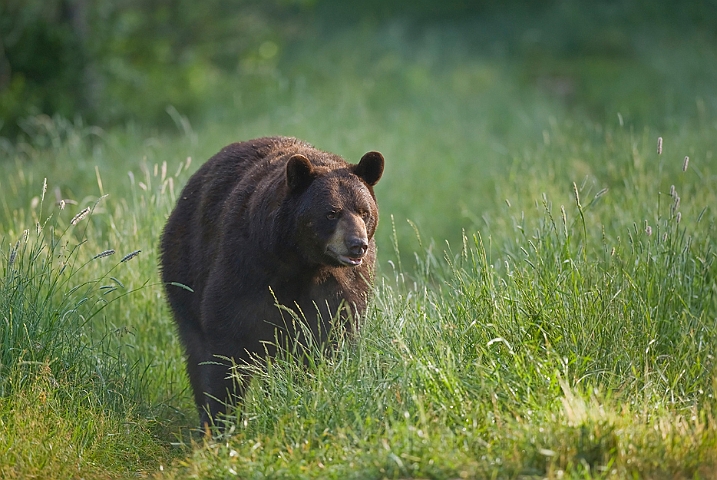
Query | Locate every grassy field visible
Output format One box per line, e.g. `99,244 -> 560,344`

1,10 -> 717,479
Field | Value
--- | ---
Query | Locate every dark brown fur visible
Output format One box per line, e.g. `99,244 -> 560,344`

159,136 -> 384,426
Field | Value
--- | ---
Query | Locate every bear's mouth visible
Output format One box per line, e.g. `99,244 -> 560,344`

326,247 -> 363,267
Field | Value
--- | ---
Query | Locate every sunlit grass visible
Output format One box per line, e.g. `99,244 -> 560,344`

0,371 -> 168,479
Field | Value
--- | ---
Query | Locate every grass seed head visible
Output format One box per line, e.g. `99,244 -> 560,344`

8,241 -> 19,267
683,155 -> 689,171
572,182 -> 582,208
657,136 -> 663,155
594,187 -> 608,199
93,249 -> 116,260
120,250 -> 141,263
71,207 -> 91,225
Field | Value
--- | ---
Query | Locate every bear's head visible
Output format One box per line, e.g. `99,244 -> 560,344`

286,151 -> 384,268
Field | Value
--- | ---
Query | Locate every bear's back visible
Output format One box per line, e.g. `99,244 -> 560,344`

160,137 -> 294,320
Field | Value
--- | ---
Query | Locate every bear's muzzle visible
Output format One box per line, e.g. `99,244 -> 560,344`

325,214 -> 369,267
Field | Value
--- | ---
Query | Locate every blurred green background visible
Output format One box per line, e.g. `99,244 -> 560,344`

2,0 -> 715,132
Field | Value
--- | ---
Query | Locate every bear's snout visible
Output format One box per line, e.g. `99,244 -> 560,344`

346,236 -> 369,257
324,213 -> 371,267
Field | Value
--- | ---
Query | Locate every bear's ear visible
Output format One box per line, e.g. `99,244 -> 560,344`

354,151 -> 384,186
286,154 -> 316,193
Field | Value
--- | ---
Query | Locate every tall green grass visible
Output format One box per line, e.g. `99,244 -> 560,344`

2,122 -> 716,479
0,178 -> 177,477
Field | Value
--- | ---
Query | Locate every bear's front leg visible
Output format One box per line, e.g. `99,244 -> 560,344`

198,303 -> 277,430
197,347 -> 246,431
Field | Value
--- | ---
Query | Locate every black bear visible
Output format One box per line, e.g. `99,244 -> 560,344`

160,136 -> 384,427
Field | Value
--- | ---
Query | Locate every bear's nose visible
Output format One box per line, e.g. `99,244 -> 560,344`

347,237 -> 368,257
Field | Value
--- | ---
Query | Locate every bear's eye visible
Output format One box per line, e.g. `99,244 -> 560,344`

326,210 -> 339,220
359,211 -> 370,220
